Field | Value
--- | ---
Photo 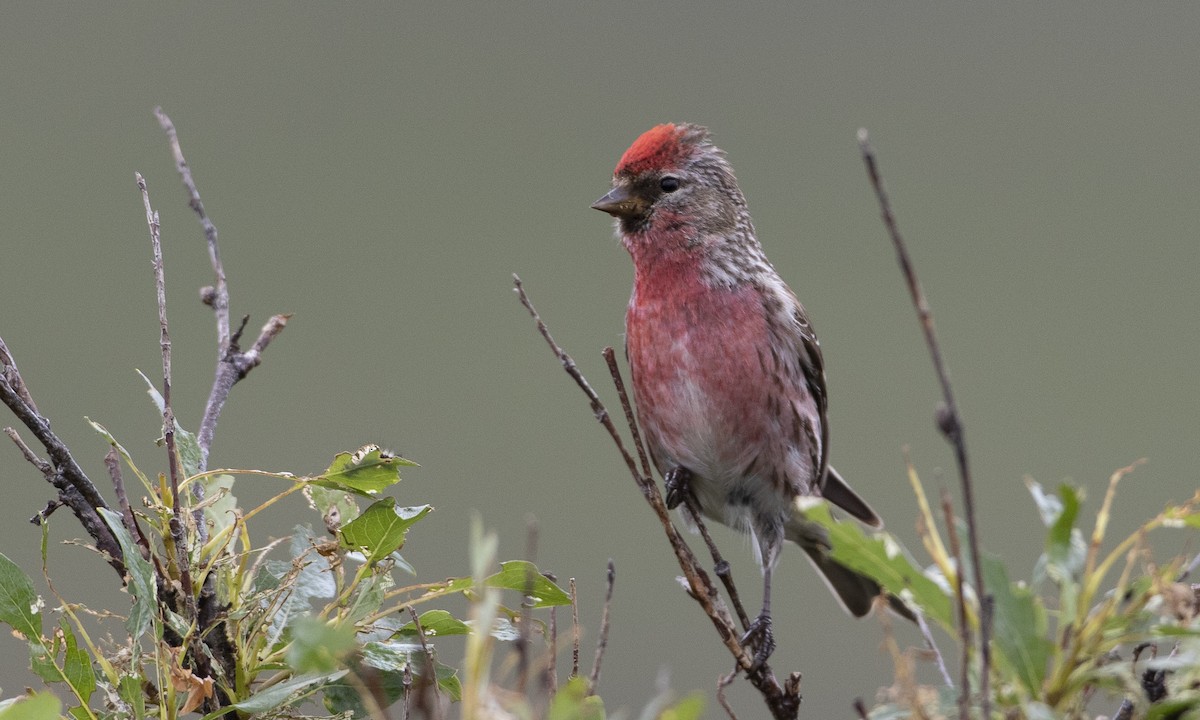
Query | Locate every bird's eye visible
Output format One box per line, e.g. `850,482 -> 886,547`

659,176 -> 681,193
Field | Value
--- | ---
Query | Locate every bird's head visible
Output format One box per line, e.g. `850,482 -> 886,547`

592,123 -> 746,243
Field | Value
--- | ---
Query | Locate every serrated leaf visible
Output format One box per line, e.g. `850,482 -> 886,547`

99,508 -> 157,641
260,526 -> 337,643
0,551 -> 42,639
801,500 -> 954,627
360,640 -> 424,672
222,670 -> 347,716
338,498 -> 431,563
483,561 -> 571,607
312,445 -> 416,496
983,553 -> 1051,695
118,673 -> 147,718
345,571 -> 394,624
303,483 -> 360,529
59,619 -> 96,706
0,692 -> 60,720
394,609 -> 471,638
30,640 -> 58,684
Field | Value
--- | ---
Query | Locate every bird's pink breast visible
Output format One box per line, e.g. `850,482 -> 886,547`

625,258 -> 775,478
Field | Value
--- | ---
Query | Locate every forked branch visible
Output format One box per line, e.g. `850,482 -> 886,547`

515,275 -> 801,720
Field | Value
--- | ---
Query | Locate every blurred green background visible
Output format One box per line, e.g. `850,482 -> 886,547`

1,3 -> 1196,716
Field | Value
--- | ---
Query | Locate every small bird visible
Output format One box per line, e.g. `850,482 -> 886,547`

593,123 -> 896,662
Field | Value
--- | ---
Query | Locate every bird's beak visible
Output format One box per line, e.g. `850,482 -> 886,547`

591,185 -> 638,217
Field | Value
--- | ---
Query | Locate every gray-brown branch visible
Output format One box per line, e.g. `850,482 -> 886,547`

0,339 -> 124,576
514,275 -> 801,720
858,129 -> 991,718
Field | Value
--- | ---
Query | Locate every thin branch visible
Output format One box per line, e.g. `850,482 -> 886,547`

406,605 -> 443,719
154,107 -> 228,351
587,560 -> 615,693
718,664 -> 742,720
544,572 -> 559,697
0,341 -> 124,575
602,348 -> 753,630
136,172 -> 193,603
515,275 -> 800,719
154,107 -> 290,475
858,129 -> 991,717
5,428 -> 66,525
105,446 -> 150,555
570,578 -> 581,679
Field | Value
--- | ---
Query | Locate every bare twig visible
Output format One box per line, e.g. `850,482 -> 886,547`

915,607 -> 954,689
859,129 -> 991,717
717,664 -> 741,720
515,275 -> 800,719
603,348 -> 752,631
0,341 -> 124,575
154,107 -> 290,474
154,107 -> 228,352
136,172 -> 193,602
544,572 -> 559,697
105,446 -> 150,555
569,578 -> 581,679
587,560 -> 615,693
406,605 -> 443,719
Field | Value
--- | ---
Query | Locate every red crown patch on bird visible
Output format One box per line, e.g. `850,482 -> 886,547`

615,123 -> 707,176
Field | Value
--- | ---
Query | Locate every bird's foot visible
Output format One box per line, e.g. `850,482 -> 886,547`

741,612 -> 775,669
663,466 -> 693,510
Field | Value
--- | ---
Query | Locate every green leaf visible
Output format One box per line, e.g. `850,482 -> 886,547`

1146,698 -> 1199,720
221,670 -> 348,716
800,500 -> 954,627
0,551 -> 42,639
59,619 -> 96,707
548,676 -> 605,720
30,640 -> 59,684
259,526 -> 337,642
99,508 -> 157,641
345,571 -> 394,625
286,616 -> 357,674
394,609 -> 471,638
137,369 -> 203,477
660,692 -> 705,720
1029,482 -> 1086,589
483,561 -> 572,607
86,418 -> 152,493
198,473 -> 237,541
0,692 -> 61,720
983,553 -> 1051,695
338,498 -> 431,563
118,673 -> 147,718
321,669 -> 409,716
312,445 -> 417,496
303,483 -> 361,529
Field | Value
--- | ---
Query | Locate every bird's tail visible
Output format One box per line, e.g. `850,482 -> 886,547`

785,513 -> 915,621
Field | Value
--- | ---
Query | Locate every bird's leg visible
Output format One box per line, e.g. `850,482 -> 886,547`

741,566 -> 776,668
663,465 -> 694,510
